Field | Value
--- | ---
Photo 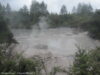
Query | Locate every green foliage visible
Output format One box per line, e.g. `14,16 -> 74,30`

4,3 -> 12,24
76,3 -> 93,15
0,7 -> 16,45
70,49 -> 89,75
30,1 -> 48,16
7,1 -> 48,29
30,1 -> 48,26
60,5 -> 67,15
9,6 -> 31,29
18,5 -> 31,29
88,48 -> 100,75
0,50 -> 42,75
0,59 -> 17,72
69,48 -> 100,75
50,66 -> 67,75
87,10 -> 100,39
48,13 -> 73,28
48,3 -> 94,29
48,14 -> 63,28
0,3 -> 5,16
16,57 -> 42,75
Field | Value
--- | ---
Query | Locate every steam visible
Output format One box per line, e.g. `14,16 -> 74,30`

38,16 -> 49,30
32,16 -> 49,31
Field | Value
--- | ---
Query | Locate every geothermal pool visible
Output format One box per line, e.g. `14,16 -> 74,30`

12,28 -> 100,75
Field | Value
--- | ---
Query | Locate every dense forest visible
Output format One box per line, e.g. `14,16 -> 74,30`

0,0 -> 100,75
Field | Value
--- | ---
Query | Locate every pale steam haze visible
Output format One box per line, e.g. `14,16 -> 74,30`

1,0 -> 100,13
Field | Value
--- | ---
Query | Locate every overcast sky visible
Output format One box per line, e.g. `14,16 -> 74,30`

0,0 -> 100,13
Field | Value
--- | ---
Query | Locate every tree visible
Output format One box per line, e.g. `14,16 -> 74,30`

72,6 -> 76,14
48,14 -> 63,28
30,0 -> 48,15
76,3 -> 93,15
5,3 -> 11,15
30,0 -> 40,24
88,48 -> 100,75
18,5 -> 30,28
88,10 -> 100,39
69,49 -> 89,75
30,0 -> 48,25
60,5 -> 67,15
69,48 -> 100,75
19,5 -> 28,14
9,5 -> 31,29
0,3 -> 5,16
5,3 -> 12,25
30,0 -> 40,14
0,3 -> 16,46
40,1 -> 48,15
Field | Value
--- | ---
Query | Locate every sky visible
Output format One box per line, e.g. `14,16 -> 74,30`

0,0 -> 100,13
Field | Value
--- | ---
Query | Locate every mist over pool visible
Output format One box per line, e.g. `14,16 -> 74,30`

12,27 -> 100,74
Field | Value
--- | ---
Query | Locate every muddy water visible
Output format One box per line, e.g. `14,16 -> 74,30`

13,28 -> 100,75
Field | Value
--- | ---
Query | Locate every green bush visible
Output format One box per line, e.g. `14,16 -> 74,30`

69,48 -> 100,75
0,53 -> 42,75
